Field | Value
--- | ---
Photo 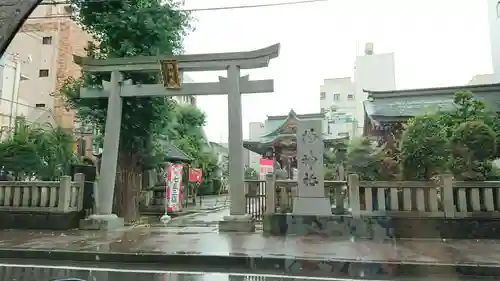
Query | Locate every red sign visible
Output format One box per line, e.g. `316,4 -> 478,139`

188,168 -> 202,183
259,158 -> 274,178
259,158 -> 274,166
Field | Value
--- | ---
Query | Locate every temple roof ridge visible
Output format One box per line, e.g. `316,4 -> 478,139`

363,82 -> 500,99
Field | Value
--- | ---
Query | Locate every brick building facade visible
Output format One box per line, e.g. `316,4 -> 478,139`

5,3 -> 93,158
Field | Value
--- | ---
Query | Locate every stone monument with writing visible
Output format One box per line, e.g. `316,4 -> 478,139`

292,119 -> 332,216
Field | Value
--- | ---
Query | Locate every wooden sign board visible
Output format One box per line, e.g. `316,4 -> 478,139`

160,60 -> 181,89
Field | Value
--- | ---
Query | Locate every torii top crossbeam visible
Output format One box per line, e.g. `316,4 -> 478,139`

73,44 -> 280,72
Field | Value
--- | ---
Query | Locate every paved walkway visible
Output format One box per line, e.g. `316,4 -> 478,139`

0,226 -> 499,266
174,195 -> 229,213
0,219 -> 500,278
167,207 -> 229,228
0,208 -> 499,278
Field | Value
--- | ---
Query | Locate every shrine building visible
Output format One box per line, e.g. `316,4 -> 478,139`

243,109 -> 347,179
362,82 -> 500,139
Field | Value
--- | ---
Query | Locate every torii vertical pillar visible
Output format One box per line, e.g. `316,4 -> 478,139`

81,71 -> 125,230
218,64 -> 255,232
226,64 -> 245,216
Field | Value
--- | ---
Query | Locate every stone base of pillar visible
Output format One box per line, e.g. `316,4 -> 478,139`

218,214 -> 255,232
292,197 -> 332,216
79,214 -> 124,230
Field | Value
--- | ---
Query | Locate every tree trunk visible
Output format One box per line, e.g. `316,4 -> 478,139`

114,151 -> 141,222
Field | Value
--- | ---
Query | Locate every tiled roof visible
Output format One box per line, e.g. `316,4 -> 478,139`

160,140 -> 192,162
363,83 -> 500,120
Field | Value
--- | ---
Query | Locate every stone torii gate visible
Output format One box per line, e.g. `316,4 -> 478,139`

74,44 -> 280,230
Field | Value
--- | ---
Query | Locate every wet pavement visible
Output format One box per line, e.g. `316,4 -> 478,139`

0,226 -> 500,266
186,195 -> 229,211
167,207 -> 229,228
0,207 -> 500,278
0,224 -> 500,278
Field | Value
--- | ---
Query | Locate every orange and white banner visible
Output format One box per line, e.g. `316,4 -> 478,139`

165,163 -> 184,213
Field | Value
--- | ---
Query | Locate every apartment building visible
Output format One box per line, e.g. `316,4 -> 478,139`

0,53 -> 31,139
247,121 -> 265,172
468,74 -> 495,85
5,1 -> 92,155
488,0 -> 500,82
320,43 -> 396,138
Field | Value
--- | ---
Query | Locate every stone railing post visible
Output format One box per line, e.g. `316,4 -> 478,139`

265,173 -> 275,214
441,174 -> 455,218
58,176 -> 72,212
74,173 -> 85,211
348,174 -> 361,218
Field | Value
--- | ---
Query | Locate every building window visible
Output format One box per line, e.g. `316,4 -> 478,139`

320,108 -> 325,114
333,94 -> 340,101
348,94 -> 354,100
39,69 -> 49,77
320,92 -> 326,99
497,1 -> 500,18
35,103 -> 46,108
42,36 -> 52,45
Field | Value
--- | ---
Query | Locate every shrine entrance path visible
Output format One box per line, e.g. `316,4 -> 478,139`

0,228 -> 500,268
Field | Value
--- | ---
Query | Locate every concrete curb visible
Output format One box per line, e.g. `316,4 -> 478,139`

0,248 -> 498,279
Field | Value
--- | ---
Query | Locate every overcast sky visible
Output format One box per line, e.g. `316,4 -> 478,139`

182,0 -> 492,142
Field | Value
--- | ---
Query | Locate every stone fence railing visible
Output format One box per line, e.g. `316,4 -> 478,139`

0,173 -> 85,213
348,174 -> 500,218
246,173 -> 500,219
244,175 -> 347,217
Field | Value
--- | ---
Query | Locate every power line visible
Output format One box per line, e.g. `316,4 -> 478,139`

30,0 -> 328,19
0,96 -> 51,112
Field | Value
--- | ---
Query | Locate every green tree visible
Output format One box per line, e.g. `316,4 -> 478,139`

398,91 -> 500,181
0,122 -> 42,180
61,0 -> 193,220
35,126 -> 80,180
439,91 -> 500,156
164,104 -> 218,181
400,113 -> 448,180
0,119 -> 78,180
323,149 -> 336,180
345,137 -> 384,180
448,121 -> 496,180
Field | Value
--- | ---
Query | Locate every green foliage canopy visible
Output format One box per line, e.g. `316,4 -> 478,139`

163,103 -> 218,180
0,120 -> 79,180
62,0 -> 193,162
400,113 -> 448,180
400,91 -> 500,180
345,137 -> 384,180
